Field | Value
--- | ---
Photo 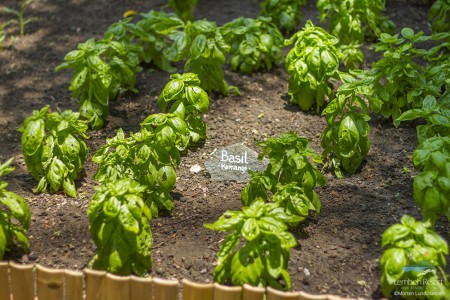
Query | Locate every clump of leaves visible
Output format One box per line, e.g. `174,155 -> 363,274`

205,199 -> 299,289
55,37 -> 142,129
411,136 -> 450,225
318,0 -> 395,68
88,178 -> 153,276
89,73 -> 209,275
317,0 -> 363,69
321,72 -> 371,177
178,20 -> 235,95
259,0 -> 306,33
362,0 -> 396,38
317,0 -> 363,40
428,0 -> 450,34
366,28 -> 440,126
242,132 -> 326,219
248,132 -> 326,198
1,0 -> 38,36
206,132 -> 325,289
19,106 -> 89,197
339,43 -> 365,71
318,0 -> 395,39
285,20 -> 341,112
380,215 -> 450,299
135,11 -> 185,70
396,93 -> 450,234
168,0 -> 198,21
426,32 -> 450,94
105,10 -> 239,77
93,127 -> 182,218
221,17 -> 284,74
0,158 -> 30,259
397,95 -> 450,144
94,73 -> 208,217
157,72 -> 209,142
104,11 -> 185,72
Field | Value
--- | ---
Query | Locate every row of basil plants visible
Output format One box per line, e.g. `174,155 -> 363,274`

10,0 -> 450,295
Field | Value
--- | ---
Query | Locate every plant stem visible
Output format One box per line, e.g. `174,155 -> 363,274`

19,14 -> 24,36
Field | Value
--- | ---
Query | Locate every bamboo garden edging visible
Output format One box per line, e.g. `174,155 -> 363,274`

0,262 -> 365,300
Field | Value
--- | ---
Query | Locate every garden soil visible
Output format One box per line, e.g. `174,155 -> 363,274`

0,0 -> 446,298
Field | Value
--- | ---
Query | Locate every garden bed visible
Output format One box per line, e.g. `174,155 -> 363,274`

0,0 -> 446,298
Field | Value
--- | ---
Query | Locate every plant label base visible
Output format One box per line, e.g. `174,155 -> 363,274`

205,143 -> 268,182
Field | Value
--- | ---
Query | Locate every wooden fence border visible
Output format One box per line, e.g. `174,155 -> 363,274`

0,262 -> 365,300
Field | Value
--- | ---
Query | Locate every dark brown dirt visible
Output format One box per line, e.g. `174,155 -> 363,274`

0,0 -> 446,299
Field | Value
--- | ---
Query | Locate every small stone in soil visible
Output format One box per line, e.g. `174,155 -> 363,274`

156,268 -> 165,276
200,268 -> 207,274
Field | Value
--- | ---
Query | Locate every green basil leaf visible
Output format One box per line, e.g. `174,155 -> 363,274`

104,196 -> 120,218
191,34 -> 207,60
168,100 -> 186,119
156,165 -> 176,190
62,177 -> 76,198
338,116 -> 359,158
64,49 -> 84,61
0,158 -> 15,178
33,177 -> 48,194
422,232 -> 448,254
47,157 -> 68,192
277,230 -> 297,249
381,248 -> 406,277
266,241 -> 283,278
151,147 -> 172,165
185,86 -> 209,113
259,216 -> 287,233
421,187 -> 442,224
162,79 -> 185,103
2,191 -> 30,228
230,244 -> 264,286
242,218 -> 260,241
437,177 -> 450,192
153,190 -> 174,212
0,226 -> 7,259
0,191 -> 24,218
70,68 -> 88,91
401,28 -> 414,39
381,224 -> 410,247
108,250 -> 123,273
119,204 -> 139,234
22,119 -> 45,156
11,226 -> 30,252
204,213 -> 243,232
217,233 -> 240,264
